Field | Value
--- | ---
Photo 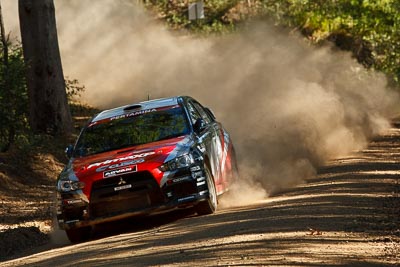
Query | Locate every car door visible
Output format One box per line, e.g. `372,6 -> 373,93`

190,100 -> 226,192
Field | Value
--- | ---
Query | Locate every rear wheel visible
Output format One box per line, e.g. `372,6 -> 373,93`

196,166 -> 217,215
66,226 -> 92,243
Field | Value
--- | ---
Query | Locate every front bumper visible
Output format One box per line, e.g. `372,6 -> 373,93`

56,167 -> 209,230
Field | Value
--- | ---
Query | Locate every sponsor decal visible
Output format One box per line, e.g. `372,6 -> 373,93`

114,184 -> 132,191
110,108 -> 157,121
96,159 -> 143,172
191,171 -> 203,179
87,151 -> 155,170
199,190 -> 208,195
172,177 -> 190,183
65,199 -> 83,205
190,166 -> 201,171
103,166 -> 137,178
89,105 -> 180,127
197,181 -> 206,186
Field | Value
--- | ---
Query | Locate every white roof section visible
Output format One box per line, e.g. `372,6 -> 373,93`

92,97 -> 180,122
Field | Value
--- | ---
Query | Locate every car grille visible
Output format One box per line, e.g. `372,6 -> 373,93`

89,171 -> 165,218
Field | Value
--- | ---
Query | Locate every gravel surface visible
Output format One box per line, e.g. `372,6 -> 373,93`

1,123 -> 399,266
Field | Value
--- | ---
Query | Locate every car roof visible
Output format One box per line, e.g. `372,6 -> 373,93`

91,96 -> 183,122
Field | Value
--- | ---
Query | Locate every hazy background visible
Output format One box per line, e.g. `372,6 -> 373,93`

3,0 -> 399,206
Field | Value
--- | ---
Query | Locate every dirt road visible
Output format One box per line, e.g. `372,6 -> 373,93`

2,123 -> 400,266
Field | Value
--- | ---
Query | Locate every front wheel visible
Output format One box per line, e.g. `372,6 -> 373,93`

196,166 -> 217,215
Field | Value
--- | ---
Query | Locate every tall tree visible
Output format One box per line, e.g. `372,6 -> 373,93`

18,0 -> 72,135
0,0 -> 13,151
0,2 -> 8,67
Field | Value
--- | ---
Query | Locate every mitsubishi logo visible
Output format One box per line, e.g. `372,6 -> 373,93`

118,178 -> 127,185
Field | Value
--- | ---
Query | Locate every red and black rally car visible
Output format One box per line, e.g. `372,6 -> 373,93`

56,96 -> 238,242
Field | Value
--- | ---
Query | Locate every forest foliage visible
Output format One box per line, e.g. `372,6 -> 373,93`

0,43 -> 28,152
0,43 -> 85,152
145,0 -> 400,85
0,0 -> 399,151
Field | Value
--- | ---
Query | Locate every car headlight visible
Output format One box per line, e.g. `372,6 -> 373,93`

159,154 -> 194,172
57,179 -> 85,192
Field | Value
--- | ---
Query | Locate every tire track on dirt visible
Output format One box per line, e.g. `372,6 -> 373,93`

2,121 -> 400,266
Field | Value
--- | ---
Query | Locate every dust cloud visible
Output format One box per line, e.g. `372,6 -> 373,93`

4,0 -> 400,206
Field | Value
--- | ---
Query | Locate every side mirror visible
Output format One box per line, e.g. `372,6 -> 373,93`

193,118 -> 206,134
65,145 -> 74,159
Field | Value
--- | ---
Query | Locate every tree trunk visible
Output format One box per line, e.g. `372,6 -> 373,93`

0,2 -> 8,67
0,0 -> 14,152
18,0 -> 72,135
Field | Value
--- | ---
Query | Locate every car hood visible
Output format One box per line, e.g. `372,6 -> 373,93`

70,135 -> 193,181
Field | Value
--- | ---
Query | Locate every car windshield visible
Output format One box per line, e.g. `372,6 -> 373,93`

74,106 -> 189,157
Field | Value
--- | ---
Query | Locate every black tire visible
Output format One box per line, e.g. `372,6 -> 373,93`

66,226 -> 92,243
196,166 -> 217,215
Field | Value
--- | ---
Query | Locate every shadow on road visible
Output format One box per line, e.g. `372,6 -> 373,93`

5,124 -> 400,266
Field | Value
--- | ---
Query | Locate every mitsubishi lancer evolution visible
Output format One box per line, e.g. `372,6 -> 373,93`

56,96 -> 238,242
